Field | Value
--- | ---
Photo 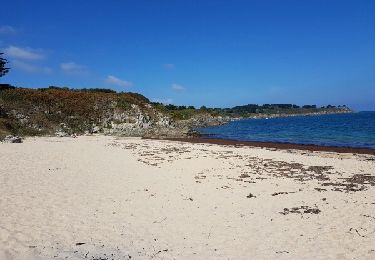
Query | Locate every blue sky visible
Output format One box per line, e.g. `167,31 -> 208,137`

0,0 -> 374,110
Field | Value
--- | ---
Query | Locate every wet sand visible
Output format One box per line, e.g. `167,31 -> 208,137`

155,137 -> 375,155
1,136 -> 375,259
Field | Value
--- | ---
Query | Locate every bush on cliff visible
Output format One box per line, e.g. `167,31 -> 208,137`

0,87 -> 152,136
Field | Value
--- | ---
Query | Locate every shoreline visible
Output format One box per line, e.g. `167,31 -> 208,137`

147,137 -> 375,155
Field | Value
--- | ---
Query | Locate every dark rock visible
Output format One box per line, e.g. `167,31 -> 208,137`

246,193 -> 256,198
3,135 -> 23,143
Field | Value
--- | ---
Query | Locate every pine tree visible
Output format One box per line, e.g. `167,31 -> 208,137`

0,53 -> 10,77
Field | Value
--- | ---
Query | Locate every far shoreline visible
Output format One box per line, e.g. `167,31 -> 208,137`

145,137 -> 375,155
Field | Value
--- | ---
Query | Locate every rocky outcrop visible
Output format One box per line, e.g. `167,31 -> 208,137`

174,114 -> 229,129
101,104 -> 173,136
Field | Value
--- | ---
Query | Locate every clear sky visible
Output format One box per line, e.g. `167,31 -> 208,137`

0,0 -> 374,110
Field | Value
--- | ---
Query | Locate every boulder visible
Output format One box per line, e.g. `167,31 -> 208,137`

55,130 -> 70,137
92,126 -> 101,133
3,135 -> 23,143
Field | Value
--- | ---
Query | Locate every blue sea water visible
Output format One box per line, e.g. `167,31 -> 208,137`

197,112 -> 375,149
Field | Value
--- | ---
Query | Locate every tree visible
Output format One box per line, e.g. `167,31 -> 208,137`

165,104 -> 177,110
0,53 -> 10,77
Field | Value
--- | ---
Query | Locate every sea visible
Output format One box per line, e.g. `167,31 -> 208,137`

197,111 -> 375,149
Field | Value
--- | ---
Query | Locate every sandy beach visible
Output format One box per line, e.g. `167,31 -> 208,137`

1,136 -> 375,260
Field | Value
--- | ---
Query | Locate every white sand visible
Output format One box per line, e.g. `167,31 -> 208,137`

1,136 -> 375,259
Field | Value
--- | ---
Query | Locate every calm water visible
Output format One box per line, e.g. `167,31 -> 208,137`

197,112 -> 375,149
